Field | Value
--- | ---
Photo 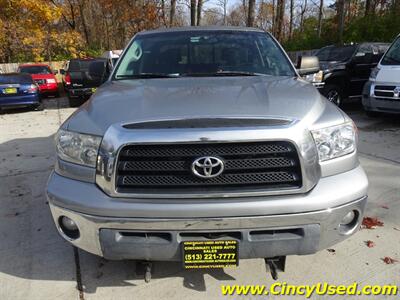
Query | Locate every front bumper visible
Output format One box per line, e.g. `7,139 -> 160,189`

39,83 -> 58,94
362,81 -> 400,114
0,94 -> 40,107
47,165 -> 368,261
67,88 -> 95,98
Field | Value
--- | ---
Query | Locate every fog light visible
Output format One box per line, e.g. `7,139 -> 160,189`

341,211 -> 356,225
339,210 -> 359,235
59,216 -> 80,239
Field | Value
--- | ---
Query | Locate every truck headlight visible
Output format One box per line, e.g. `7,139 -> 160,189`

311,122 -> 357,162
305,70 -> 324,83
369,67 -> 380,81
56,129 -> 102,167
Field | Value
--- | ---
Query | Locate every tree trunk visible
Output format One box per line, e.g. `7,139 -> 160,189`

300,0 -> 307,34
78,0 -> 90,46
289,0 -> 294,39
197,0 -> 203,26
190,0 -> 197,26
317,0 -> 324,38
247,0 -> 256,27
275,0 -> 285,41
170,0 -> 176,26
337,0 -> 345,44
365,0 -> 371,15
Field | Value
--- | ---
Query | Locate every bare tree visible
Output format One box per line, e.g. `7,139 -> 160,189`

197,0 -> 203,25
289,0 -> 294,39
170,0 -> 176,26
217,0 -> 228,25
247,0 -> 256,27
190,0 -> 197,26
337,0 -> 345,44
299,0 -> 308,33
274,0 -> 285,41
317,0 -> 324,37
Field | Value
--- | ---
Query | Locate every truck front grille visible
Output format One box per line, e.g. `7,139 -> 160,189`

116,142 -> 302,194
374,85 -> 398,100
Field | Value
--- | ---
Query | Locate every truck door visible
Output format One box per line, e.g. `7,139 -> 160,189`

349,44 -> 374,96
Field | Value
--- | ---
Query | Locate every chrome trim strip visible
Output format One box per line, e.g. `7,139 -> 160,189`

95,122 -> 320,198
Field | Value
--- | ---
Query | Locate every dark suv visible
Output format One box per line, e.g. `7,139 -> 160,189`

60,58 -> 109,107
306,43 -> 389,106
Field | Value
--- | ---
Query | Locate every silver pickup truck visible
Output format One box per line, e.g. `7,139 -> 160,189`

46,27 -> 368,280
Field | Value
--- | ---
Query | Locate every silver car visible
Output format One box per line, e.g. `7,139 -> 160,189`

47,27 -> 368,280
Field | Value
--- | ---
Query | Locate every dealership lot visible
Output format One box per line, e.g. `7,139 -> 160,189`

0,98 -> 399,300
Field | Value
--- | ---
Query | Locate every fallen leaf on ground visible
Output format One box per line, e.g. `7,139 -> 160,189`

362,217 -> 384,229
327,249 -> 336,253
380,205 -> 389,209
382,257 -> 398,264
366,240 -> 375,248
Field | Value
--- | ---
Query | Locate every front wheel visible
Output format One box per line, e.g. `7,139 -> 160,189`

323,84 -> 343,107
33,101 -> 44,111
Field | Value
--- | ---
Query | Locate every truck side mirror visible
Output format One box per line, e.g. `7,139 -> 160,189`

297,56 -> 320,76
88,61 -> 108,83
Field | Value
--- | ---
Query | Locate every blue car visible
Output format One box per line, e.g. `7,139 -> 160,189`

0,73 -> 42,110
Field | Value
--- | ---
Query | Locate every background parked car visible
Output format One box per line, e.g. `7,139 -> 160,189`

362,34 -> 400,116
0,73 -> 42,111
60,58 -> 109,107
305,42 -> 389,106
17,63 -> 59,97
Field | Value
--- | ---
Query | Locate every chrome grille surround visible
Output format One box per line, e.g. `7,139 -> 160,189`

96,120 -> 320,198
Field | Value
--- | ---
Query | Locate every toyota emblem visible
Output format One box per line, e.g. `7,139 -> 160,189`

191,156 -> 224,179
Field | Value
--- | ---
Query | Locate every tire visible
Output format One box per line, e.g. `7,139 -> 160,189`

68,96 -> 82,108
323,84 -> 344,107
33,101 -> 44,111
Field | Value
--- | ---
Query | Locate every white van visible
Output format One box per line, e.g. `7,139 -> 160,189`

101,50 -> 123,69
362,34 -> 400,115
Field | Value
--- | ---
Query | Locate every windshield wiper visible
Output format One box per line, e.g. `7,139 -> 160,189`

115,73 -> 180,79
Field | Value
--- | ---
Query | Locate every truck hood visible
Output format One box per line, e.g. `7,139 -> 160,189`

376,64 -> 400,84
319,61 -> 347,72
65,76 -> 342,135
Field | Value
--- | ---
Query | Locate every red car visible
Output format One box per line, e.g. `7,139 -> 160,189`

18,63 -> 60,97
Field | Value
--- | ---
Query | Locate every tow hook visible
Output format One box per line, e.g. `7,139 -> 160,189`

265,256 -> 286,280
136,261 -> 153,283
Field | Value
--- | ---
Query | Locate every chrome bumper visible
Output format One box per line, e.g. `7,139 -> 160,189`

49,196 -> 367,260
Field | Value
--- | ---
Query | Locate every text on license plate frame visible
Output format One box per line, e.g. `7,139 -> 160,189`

182,240 -> 239,269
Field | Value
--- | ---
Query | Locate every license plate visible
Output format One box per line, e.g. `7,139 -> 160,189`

4,87 -> 17,94
91,88 -> 97,93
182,240 -> 238,269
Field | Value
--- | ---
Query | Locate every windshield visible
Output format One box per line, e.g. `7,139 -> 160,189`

68,60 -> 94,71
19,66 -> 51,74
381,37 -> 400,65
114,31 -> 295,79
316,45 -> 357,62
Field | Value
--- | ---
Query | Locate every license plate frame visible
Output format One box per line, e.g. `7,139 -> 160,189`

4,87 -> 17,94
182,240 -> 239,269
